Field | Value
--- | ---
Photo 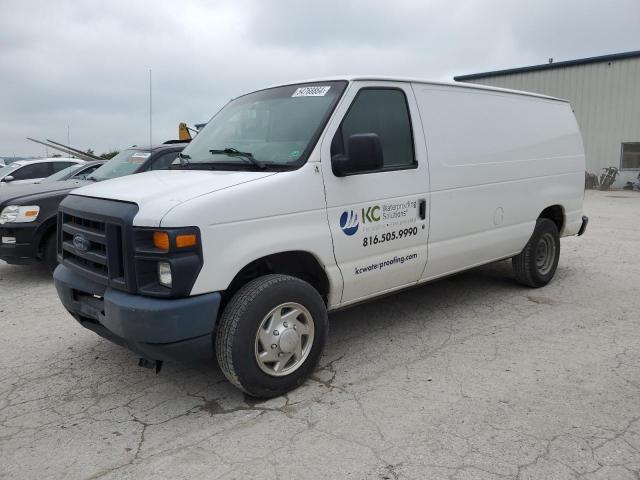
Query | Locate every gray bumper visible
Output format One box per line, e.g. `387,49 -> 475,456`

53,264 -> 221,361
0,242 -> 36,265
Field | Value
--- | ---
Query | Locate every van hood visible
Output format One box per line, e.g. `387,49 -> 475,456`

71,169 -> 277,206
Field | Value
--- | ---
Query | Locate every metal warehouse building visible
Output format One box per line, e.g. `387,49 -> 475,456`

455,50 -> 640,187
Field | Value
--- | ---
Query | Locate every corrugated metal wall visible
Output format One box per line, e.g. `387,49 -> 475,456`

464,57 -> 640,185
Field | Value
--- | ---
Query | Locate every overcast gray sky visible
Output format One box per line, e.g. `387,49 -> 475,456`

1,0 -> 639,157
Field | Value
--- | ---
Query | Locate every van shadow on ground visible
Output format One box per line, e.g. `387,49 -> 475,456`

2,256 -> 551,431
58,259 -> 528,406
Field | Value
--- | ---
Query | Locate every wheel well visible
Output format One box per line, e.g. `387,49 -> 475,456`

224,251 -> 330,306
539,205 -> 564,233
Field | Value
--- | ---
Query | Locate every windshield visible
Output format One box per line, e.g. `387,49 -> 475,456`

40,164 -> 83,183
89,150 -> 150,181
181,81 -> 347,169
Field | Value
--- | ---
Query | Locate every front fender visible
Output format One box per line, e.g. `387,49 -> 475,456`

192,209 -> 339,297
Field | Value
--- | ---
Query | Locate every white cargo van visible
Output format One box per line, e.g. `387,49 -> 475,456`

54,77 -> 588,397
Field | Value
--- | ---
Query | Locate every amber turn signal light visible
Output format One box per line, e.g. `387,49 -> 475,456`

153,231 -> 170,250
176,233 -> 197,248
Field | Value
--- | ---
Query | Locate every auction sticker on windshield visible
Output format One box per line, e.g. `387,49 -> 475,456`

292,86 -> 331,97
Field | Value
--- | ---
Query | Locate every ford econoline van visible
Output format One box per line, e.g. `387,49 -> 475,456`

53,77 -> 588,397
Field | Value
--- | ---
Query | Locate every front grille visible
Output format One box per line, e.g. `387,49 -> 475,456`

58,195 -> 138,291
61,213 -> 112,279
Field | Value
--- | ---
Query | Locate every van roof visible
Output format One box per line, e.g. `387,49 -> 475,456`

259,76 -> 567,103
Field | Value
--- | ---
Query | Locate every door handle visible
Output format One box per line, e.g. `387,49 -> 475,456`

418,199 -> 426,220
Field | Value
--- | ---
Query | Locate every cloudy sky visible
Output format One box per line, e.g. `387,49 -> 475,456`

1,0 -> 639,157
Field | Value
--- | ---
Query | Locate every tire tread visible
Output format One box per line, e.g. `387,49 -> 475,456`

44,233 -> 58,274
512,218 -> 559,288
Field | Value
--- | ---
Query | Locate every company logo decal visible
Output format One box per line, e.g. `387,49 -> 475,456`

362,205 -> 380,223
339,210 -> 359,236
72,234 -> 90,253
341,200 -> 419,239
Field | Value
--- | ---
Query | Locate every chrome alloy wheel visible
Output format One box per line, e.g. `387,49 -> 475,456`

535,232 -> 556,275
254,302 -> 315,377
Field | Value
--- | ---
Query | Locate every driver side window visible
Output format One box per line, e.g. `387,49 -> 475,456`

11,163 -> 51,180
73,164 -> 100,179
331,88 -> 416,171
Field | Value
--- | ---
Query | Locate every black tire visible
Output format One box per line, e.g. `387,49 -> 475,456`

215,274 -> 328,398
43,233 -> 58,274
512,218 -> 560,288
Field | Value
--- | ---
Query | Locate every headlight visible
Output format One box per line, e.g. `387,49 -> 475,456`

0,205 -> 40,224
134,227 -> 202,297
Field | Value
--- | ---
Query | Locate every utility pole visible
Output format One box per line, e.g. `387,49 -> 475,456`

149,69 -> 153,149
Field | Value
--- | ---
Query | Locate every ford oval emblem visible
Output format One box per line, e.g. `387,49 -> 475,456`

72,234 -> 90,252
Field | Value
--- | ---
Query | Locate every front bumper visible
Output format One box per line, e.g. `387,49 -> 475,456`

0,225 -> 38,264
53,264 -> 221,361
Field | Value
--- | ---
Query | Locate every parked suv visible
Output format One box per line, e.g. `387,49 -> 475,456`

0,158 -> 85,185
0,144 -> 184,271
53,78 -> 587,397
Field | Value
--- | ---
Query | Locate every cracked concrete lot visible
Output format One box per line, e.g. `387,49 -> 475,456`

1,190 -> 639,480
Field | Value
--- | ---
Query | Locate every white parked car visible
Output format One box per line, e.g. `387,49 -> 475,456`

53,77 -> 587,397
0,158 -> 85,185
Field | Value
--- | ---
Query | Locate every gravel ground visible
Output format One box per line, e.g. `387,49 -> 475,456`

1,190 -> 639,480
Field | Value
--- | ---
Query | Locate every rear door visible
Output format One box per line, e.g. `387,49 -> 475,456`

320,81 -> 430,304
51,161 -> 77,173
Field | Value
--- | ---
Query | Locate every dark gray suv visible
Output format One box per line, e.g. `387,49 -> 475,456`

0,144 -> 186,272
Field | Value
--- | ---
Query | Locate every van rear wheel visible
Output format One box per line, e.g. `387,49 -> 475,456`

512,218 -> 560,288
215,274 -> 328,398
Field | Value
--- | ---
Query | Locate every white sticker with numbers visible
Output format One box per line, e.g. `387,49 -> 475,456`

292,86 -> 331,97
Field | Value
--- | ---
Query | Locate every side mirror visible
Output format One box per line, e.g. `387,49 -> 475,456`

331,133 -> 383,177
1,175 -> 14,183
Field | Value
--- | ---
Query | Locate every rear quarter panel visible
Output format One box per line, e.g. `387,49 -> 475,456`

413,83 -> 585,280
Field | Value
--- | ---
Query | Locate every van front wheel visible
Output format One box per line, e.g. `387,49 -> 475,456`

215,274 -> 328,398
512,218 -> 560,288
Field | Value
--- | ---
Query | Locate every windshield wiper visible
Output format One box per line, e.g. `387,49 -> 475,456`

171,161 -> 265,171
85,176 -> 98,182
209,148 -> 265,169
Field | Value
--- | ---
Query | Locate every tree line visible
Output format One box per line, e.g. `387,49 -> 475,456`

49,149 -> 119,160
86,149 -> 120,159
